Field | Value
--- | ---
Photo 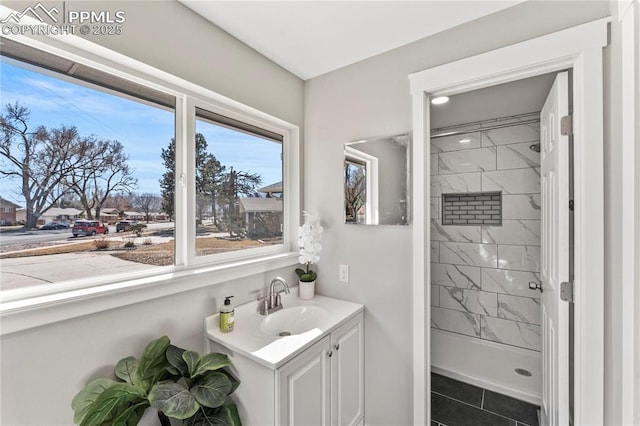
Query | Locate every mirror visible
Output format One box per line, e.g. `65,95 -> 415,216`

344,133 -> 410,225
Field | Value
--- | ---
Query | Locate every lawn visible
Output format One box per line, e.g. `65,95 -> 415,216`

112,238 -> 265,266
0,236 -> 268,267
0,240 -> 122,258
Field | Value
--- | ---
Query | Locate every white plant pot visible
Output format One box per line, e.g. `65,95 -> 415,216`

298,280 -> 316,300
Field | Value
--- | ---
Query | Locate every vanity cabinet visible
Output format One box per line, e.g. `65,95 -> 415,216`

278,314 -> 364,426
206,310 -> 364,426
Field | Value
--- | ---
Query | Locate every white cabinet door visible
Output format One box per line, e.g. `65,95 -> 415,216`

331,314 -> 364,426
277,335 -> 331,426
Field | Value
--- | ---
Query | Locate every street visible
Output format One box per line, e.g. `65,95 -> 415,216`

0,222 -> 175,249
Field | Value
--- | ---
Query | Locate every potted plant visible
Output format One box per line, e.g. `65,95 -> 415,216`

295,211 -> 323,299
72,336 -> 241,426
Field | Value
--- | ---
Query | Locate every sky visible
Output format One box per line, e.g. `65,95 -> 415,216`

0,57 -> 282,207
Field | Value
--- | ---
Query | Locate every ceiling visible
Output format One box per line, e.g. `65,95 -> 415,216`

430,72 -> 557,128
179,1 -> 526,80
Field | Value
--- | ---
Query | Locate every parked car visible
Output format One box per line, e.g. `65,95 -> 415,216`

116,220 -> 137,232
40,221 -> 69,230
72,220 -> 109,237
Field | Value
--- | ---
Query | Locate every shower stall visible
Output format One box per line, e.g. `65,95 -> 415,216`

429,112 -> 543,404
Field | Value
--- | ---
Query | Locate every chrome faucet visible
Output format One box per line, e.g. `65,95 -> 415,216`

258,277 -> 290,315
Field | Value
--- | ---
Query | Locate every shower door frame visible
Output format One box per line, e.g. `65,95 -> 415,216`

408,18 -> 609,426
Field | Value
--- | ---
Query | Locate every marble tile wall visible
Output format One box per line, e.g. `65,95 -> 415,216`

430,120 -> 542,351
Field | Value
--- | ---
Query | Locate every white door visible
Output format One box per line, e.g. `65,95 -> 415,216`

540,71 -> 570,426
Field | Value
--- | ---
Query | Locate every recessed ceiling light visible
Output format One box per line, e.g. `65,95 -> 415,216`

459,138 -> 471,144
431,96 -> 449,105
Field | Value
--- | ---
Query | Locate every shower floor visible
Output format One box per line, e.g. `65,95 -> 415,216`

431,329 -> 541,405
431,372 -> 540,426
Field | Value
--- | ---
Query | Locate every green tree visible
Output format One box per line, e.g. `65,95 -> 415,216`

194,133 -> 210,193
159,138 -> 175,220
199,154 -> 226,223
160,134 -> 221,222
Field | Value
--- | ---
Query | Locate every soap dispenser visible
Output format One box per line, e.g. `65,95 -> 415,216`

219,296 -> 235,333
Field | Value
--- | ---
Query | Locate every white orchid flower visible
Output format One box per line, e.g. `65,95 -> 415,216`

296,212 -> 323,281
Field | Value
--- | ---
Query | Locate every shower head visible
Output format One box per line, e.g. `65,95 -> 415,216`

529,143 -> 541,153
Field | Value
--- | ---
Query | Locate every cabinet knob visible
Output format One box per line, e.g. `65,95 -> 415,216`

327,350 -> 333,358
333,344 -> 340,351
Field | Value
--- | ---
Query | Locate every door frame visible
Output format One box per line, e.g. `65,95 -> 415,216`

408,18 -> 609,425
618,1 -> 640,423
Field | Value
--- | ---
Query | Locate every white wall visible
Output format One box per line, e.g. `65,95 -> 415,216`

0,2 -> 304,425
0,0 -> 305,127
1,272 -> 299,425
84,0 -> 304,127
1,1 -> 621,425
304,2 -> 609,425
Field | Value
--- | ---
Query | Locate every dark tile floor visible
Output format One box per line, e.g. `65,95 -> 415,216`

431,373 -> 540,426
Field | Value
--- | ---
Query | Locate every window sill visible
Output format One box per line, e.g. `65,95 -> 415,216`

0,251 -> 299,336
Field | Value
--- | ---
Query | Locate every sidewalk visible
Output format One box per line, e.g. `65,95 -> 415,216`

0,252 -> 157,290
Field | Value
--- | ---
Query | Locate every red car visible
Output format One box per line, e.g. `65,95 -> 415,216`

72,220 -> 109,237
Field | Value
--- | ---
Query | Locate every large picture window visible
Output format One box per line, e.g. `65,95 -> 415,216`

0,38 -> 297,301
0,51 -> 176,291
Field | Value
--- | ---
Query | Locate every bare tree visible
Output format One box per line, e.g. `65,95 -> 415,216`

133,192 -> 161,223
66,138 -> 137,220
104,192 -> 134,215
218,167 -> 262,237
219,167 -> 262,216
344,161 -> 366,224
0,102 -> 86,229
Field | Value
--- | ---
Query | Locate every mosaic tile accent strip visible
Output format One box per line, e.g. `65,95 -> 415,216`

442,192 -> 502,226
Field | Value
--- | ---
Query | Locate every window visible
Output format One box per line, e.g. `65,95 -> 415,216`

0,49 -> 176,291
0,37 -> 299,306
194,108 -> 284,259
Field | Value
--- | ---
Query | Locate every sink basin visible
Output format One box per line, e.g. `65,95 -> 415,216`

205,289 -> 363,369
260,305 -> 328,336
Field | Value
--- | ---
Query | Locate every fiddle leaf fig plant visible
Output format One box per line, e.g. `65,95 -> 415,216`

72,336 -> 242,426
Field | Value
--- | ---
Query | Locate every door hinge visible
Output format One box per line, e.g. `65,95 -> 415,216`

561,115 -> 573,136
560,281 -> 574,303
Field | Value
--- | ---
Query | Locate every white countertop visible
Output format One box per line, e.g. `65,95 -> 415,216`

205,288 -> 363,369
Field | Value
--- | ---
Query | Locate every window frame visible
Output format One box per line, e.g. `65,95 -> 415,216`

0,33 -> 300,335
188,98 -> 288,267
